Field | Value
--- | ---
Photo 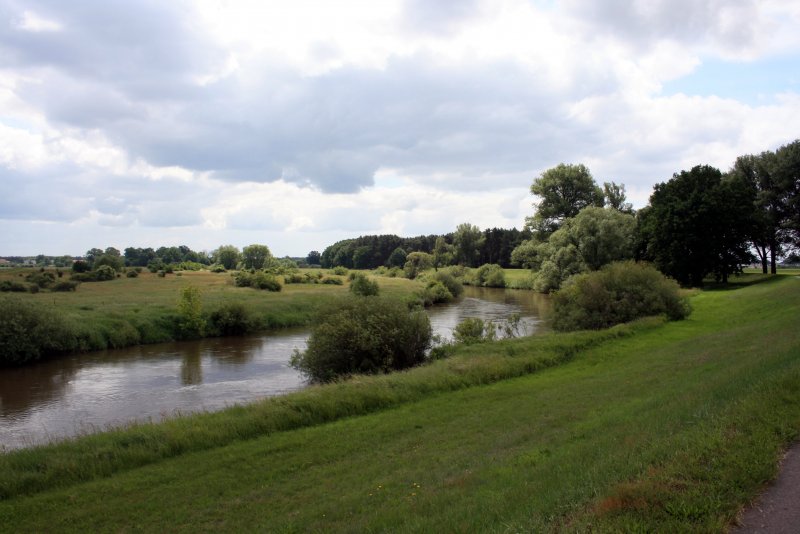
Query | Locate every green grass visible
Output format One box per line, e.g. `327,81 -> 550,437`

1,274 -> 799,531
0,268 -> 422,358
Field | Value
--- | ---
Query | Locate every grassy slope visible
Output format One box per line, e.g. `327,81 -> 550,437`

2,275 -> 799,532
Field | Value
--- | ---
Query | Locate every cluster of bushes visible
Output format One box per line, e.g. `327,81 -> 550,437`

284,272 -> 325,284
416,271 -> 464,305
372,266 -> 403,278
233,271 -> 282,291
349,273 -> 380,296
463,263 -> 506,288
71,265 -> 118,282
551,261 -> 691,331
290,296 -> 432,382
0,280 -> 30,293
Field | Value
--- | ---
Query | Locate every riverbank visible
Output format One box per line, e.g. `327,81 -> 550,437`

0,269 -> 423,366
1,274 -> 798,531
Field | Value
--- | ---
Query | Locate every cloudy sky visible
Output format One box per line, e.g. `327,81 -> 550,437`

1,0 -> 799,257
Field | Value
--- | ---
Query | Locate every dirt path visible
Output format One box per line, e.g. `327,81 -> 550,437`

730,443 -> 800,533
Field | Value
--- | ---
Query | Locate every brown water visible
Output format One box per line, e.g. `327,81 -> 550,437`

0,287 -> 549,450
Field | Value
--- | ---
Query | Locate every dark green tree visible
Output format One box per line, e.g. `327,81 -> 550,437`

453,223 -> 485,267
242,244 -> 272,270
525,163 -> 604,235
306,250 -> 321,266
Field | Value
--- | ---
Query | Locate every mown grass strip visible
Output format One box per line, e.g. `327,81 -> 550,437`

0,317 -> 653,500
0,276 -> 797,532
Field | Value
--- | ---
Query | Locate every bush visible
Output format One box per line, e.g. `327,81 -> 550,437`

474,264 -> 506,288
284,273 -> 305,284
428,271 -> 464,298
71,260 -> 90,273
0,297 -> 79,365
453,317 -> 496,345
0,281 -> 28,292
94,265 -> 117,281
551,261 -> 691,332
321,276 -> 344,285
349,274 -> 380,296
290,296 -> 432,382
207,302 -> 258,336
52,281 -> 79,292
331,266 -> 348,276
234,270 -> 282,291
126,270 -> 139,278
176,286 -> 204,338
418,281 -> 453,306
25,271 -> 56,288
209,264 -> 227,273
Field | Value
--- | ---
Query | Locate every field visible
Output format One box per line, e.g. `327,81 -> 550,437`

1,273 -> 798,531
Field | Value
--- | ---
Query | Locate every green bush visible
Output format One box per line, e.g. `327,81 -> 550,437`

349,274 -> 380,296
284,273 -> 305,284
0,280 -> 28,292
429,270 -> 464,298
332,266 -> 348,276
551,261 -> 691,332
25,271 -> 56,288
209,264 -> 227,273
290,296 -> 432,382
176,286 -> 204,338
321,276 -> 344,285
0,297 -> 79,365
453,317 -> 496,345
52,280 -> 80,292
126,270 -> 139,278
207,302 -> 258,336
71,260 -> 90,273
234,271 -> 282,291
418,281 -> 453,306
473,264 -> 506,288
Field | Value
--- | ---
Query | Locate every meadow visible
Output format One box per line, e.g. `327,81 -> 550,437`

1,272 -> 798,531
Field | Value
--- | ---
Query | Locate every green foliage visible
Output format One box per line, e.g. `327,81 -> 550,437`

0,297 -> 79,365
386,247 -> 407,268
404,251 -> 434,279
432,236 -> 454,270
349,274 -> 380,297
321,276 -> 344,285
212,245 -> 241,270
242,244 -> 273,270
551,261 -> 691,331
428,270 -> 464,298
234,271 -> 282,291
95,265 -> 117,281
526,163 -> 605,236
290,296 -> 432,382
71,260 -> 90,273
52,280 -> 79,292
0,280 -> 29,292
176,286 -> 204,338
331,266 -> 348,276
418,281 -> 454,306
126,270 -> 139,278
453,223 -> 485,267
473,263 -> 506,287
25,271 -> 56,288
207,302 -> 258,336
306,250 -> 321,266
209,264 -> 227,273
94,254 -> 125,272
453,317 -> 495,345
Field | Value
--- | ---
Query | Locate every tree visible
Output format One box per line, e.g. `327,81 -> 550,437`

85,248 -> 104,267
241,244 -> 272,270
306,250 -> 321,266
603,182 -> 633,213
525,163 -> 604,236
94,254 -> 125,272
432,237 -> 453,270
386,247 -> 408,268
640,165 -> 753,286
404,252 -> 434,279
351,246 -> 373,270
773,140 -> 800,252
518,207 -> 636,292
213,245 -> 241,270
453,223 -> 485,267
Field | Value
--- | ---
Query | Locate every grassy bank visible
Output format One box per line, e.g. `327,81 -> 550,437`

0,269 -> 422,363
1,274 -> 799,531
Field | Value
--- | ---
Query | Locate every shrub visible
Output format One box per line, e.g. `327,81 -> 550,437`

71,260 -> 90,273
0,297 -> 79,365
332,266 -> 348,276
207,302 -> 258,336
251,272 -> 282,291
176,286 -> 204,338
209,264 -> 227,273
290,296 -> 432,382
284,273 -> 305,284
0,281 -> 28,292
453,317 -> 496,345
428,271 -> 464,298
551,261 -> 691,332
474,264 -> 506,288
418,281 -> 453,306
94,265 -> 117,281
321,276 -> 344,285
349,274 -> 380,297
52,280 -> 79,292
126,270 -> 139,278
25,271 -> 56,288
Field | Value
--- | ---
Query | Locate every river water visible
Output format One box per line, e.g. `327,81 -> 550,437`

0,287 -> 549,451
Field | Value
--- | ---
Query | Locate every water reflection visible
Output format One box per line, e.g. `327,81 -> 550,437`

0,288 -> 549,450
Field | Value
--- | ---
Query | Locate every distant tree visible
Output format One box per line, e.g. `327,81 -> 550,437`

53,255 -> 73,268
241,244 -> 272,270
640,165 -> 753,286
94,254 -> 125,272
603,181 -> 633,213
525,163 -> 604,236
404,252 -> 434,279
386,247 -> 408,268
212,245 -> 241,270
104,247 -> 121,257
306,250 -> 322,266
352,245 -> 373,270
432,237 -> 454,271
773,140 -> 800,252
453,223 -> 485,267
124,247 -> 157,267
85,248 -> 104,267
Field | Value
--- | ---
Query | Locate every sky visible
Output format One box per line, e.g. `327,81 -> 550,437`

1,0 -> 799,257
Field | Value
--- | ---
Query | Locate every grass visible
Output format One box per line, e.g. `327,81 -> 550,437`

0,268 -> 422,359
1,273 -> 799,531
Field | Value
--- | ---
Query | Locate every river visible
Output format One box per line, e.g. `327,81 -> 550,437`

0,287 -> 549,451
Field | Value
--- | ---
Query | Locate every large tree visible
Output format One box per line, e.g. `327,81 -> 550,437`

241,244 -> 272,270
212,245 -> 241,270
525,163 -> 604,236
452,223 -> 485,267
640,165 -> 753,286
